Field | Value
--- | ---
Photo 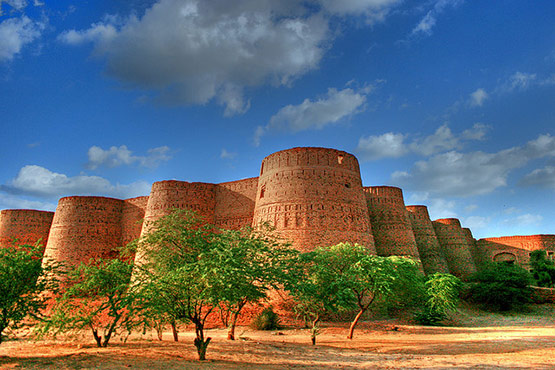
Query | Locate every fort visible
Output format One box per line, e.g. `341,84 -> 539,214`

1,147 -> 553,278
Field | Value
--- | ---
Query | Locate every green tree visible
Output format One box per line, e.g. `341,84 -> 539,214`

416,273 -> 461,325
468,262 -> 532,311
290,243 -> 422,343
135,210 -> 297,360
0,243 -> 56,344
214,226 -> 298,340
43,258 -> 139,347
529,250 -> 555,287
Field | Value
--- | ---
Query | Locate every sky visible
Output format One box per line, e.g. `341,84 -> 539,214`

0,0 -> 554,239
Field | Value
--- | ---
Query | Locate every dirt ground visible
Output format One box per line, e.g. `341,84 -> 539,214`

1,305 -> 554,369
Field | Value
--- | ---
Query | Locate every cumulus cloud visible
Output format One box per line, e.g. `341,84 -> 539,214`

0,193 -> 56,212
0,15 -> 45,61
463,215 -> 489,230
86,145 -> 171,170
503,213 -> 543,227
519,166 -> 555,190
469,88 -> 488,107
411,0 -> 463,37
256,86 -> 368,146
357,123 -> 489,161
391,134 -> 555,197
1,165 -> 151,199
357,132 -> 407,161
58,0 -> 332,116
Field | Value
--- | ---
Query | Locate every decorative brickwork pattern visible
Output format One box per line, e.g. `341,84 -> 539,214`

253,147 -> 375,253
363,186 -> 419,260
0,209 -> 54,250
406,205 -> 449,274
215,177 -> 258,230
43,197 -> 124,269
432,218 -> 477,280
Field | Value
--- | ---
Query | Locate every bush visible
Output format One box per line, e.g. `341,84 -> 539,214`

530,250 -> 555,287
250,306 -> 281,330
415,273 -> 461,325
468,262 -> 532,311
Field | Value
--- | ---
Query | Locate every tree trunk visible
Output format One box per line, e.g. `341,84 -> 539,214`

156,324 -> 163,341
311,315 -> 320,346
347,309 -> 365,340
194,336 -> 211,361
227,311 -> 239,340
171,321 -> 178,342
91,329 -> 102,347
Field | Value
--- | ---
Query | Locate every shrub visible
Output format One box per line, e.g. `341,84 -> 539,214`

415,273 -> 461,325
468,262 -> 532,311
250,306 -> 281,330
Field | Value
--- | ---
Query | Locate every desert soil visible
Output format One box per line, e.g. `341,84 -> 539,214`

1,305 -> 554,369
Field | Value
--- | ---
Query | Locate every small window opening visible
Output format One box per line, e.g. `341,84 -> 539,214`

345,183 -> 351,188
338,155 -> 344,164
260,186 -> 265,199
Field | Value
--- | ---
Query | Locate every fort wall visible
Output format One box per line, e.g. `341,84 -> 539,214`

432,218 -> 477,280
121,196 -> 149,260
0,209 -> 54,250
215,177 -> 258,230
252,147 -> 375,253
406,205 -> 449,274
363,186 -> 419,260
43,196 -> 124,269
480,235 -> 555,252
474,239 -> 531,269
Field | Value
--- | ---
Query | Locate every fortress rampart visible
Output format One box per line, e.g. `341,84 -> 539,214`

432,219 -> 477,280
252,147 -> 375,253
363,186 -> 419,260
0,209 -> 54,249
1,146 -> 553,280
406,205 -> 449,274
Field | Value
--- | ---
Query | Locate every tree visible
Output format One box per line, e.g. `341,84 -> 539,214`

214,226 -> 298,340
134,210 -> 298,360
43,258 -> 139,347
415,273 -> 461,325
529,250 -> 555,287
468,262 -> 532,311
0,243 -> 56,344
290,243 -> 422,343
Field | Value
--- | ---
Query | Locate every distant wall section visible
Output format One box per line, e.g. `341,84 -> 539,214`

0,209 -> 54,250
433,218 -> 476,279
215,177 -> 258,230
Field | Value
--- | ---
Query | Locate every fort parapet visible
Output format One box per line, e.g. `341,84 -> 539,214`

0,209 -> 54,249
433,218 -> 477,280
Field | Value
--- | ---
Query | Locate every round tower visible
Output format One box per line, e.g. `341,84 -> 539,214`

0,209 -> 54,250
406,205 -> 449,275
43,196 -> 124,269
252,147 -> 375,253
432,218 -> 477,279
363,186 -> 420,260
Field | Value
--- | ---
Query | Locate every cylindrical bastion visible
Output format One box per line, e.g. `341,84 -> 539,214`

252,147 -> 375,253
432,218 -> 477,279
363,186 -> 420,260
0,209 -> 54,250
406,205 -> 449,274
43,196 -> 124,269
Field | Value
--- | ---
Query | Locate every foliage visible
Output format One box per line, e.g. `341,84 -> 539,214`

134,210 -> 297,359
289,243 -> 422,343
468,262 -> 533,311
42,258 -> 138,347
415,273 -> 461,325
213,225 -> 298,340
0,243 -> 57,344
250,306 -> 281,331
529,250 -> 555,288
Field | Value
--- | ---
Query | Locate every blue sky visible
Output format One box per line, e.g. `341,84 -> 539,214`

1,0 -> 554,239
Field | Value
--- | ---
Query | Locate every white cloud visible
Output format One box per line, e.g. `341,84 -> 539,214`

520,166 -> 555,190
357,132 -> 407,161
469,88 -> 488,107
0,193 -> 56,211
256,86 -> 367,146
0,15 -> 45,61
464,204 -> 478,213
220,148 -> 237,160
58,0 -> 331,116
319,0 -> 401,24
498,71 -> 537,93
411,0 -> 463,37
391,134 -> 555,197
405,192 -> 457,219
357,123 -> 489,161
503,213 -> 543,227
1,165 -> 151,199
463,215 -> 489,230
86,145 -> 171,170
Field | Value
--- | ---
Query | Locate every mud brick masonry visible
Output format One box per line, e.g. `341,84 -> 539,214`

1,147 -> 554,279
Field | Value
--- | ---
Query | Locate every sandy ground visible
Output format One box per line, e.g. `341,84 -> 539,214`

1,305 -> 554,369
